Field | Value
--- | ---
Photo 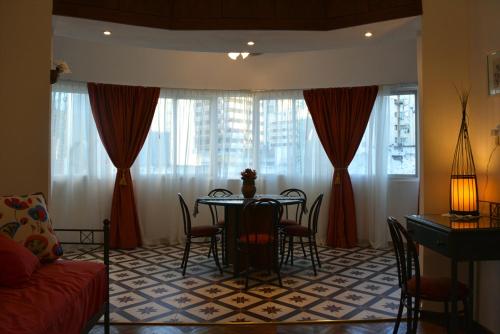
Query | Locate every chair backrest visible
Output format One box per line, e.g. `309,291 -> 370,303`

178,193 -> 192,236
387,217 -> 420,295
307,194 -> 323,234
240,198 -> 282,246
207,188 -> 232,225
280,188 -> 307,224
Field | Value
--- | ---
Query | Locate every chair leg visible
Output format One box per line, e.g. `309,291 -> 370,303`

463,299 -> 470,333
280,235 -> 287,267
182,240 -> 191,277
393,295 -> 405,334
181,239 -> 189,268
308,236 -> 317,276
273,245 -> 282,287
207,242 -> 212,258
406,295 -> 413,334
289,237 -> 294,266
211,236 -> 223,275
412,296 -> 420,334
444,301 -> 450,331
313,236 -> 321,268
221,228 -> 226,266
299,237 -> 307,258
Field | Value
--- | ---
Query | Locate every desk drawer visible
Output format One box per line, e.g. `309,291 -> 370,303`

407,220 -> 450,256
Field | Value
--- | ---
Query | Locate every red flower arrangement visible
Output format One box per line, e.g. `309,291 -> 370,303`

240,168 -> 257,180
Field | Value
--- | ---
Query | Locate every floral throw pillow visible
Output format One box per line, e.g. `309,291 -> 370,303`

0,193 -> 63,261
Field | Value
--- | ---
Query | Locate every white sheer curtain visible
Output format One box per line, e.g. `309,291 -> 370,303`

350,87 -> 391,248
51,82 -> 395,248
131,89 -> 332,244
51,84 -> 332,244
51,81 -> 114,230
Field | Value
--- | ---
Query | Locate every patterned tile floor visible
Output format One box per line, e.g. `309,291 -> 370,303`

64,243 -> 403,324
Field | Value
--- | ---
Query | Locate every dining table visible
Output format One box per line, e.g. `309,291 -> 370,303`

194,194 -> 306,275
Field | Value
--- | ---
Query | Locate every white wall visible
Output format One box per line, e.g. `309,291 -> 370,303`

54,36 -> 417,90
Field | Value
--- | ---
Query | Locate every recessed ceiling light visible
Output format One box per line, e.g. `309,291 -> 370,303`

103,30 -> 112,36
364,32 -> 373,38
247,41 -> 255,46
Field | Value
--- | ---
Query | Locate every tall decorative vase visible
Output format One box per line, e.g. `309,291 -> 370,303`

241,179 -> 256,198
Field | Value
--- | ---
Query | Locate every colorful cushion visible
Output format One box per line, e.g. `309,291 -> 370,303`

0,193 -> 63,261
0,234 -> 40,287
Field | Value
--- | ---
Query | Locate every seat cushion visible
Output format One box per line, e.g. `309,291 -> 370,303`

238,233 -> 274,244
0,235 -> 40,287
279,219 -> 299,226
0,260 -> 107,334
0,193 -> 63,261
283,225 -> 311,237
191,225 -> 219,237
407,276 -> 468,301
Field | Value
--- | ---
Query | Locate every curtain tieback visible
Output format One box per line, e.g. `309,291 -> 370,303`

119,169 -> 128,186
334,167 -> 347,184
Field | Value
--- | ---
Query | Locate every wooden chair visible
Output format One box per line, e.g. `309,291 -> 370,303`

281,194 -> 323,275
178,193 -> 223,276
237,198 -> 283,289
387,217 -> 469,334
279,188 -> 308,258
207,188 -> 232,264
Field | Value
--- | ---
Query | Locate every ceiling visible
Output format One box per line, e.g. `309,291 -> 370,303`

53,15 -> 421,53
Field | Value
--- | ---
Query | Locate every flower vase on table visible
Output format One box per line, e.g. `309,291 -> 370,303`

241,168 -> 257,198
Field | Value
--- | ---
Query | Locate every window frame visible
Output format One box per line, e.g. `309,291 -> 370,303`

387,86 -> 419,179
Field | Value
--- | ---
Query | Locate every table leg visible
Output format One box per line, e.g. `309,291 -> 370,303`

451,259 -> 458,333
467,261 -> 474,333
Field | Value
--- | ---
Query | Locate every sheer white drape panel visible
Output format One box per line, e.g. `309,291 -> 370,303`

132,89 -> 332,244
51,81 -> 114,230
51,82 -> 394,247
350,88 -> 391,248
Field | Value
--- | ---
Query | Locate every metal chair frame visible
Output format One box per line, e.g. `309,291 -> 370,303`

279,188 -> 308,258
281,194 -> 323,275
178,193 -> 223,276
387,217 -> 469,334
237,198 -> 283,289
207,188 -> 232,264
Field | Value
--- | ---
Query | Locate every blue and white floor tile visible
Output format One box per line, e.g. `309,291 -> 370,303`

65,243 -> 403,323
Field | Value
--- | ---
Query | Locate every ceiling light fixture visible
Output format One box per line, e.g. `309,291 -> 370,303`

103,30 -> 112,36
227,52 -> 250,60
364,31 -> 373,38
247,41 -> 255,46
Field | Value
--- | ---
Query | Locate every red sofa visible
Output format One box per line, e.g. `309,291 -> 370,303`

0,221 -> 110,334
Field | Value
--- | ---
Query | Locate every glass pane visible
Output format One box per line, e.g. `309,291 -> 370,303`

388,93 -> 417,175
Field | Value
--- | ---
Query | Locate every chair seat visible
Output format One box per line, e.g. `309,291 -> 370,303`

191,225 -> 220,237
280,218 -> 299,226
283,225 -> 312,237
407,276 -> 468,301
238,233 -> 274,245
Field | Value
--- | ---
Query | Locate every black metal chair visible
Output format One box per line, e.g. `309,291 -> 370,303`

237,198 -> 283,289
281,194 -> 323,275
207,188 -> 232,264
178,193 -> 223,276
387,217 -> 469,334
279,188 -> 308,258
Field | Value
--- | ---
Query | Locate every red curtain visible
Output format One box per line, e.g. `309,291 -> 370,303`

303,86 -> 378,248
87,83 -> 160,249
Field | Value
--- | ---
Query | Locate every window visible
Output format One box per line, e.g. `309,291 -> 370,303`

387,90 -> 417,175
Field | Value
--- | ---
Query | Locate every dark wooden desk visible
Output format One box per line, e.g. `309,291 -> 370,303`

405,214 -> 500,333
